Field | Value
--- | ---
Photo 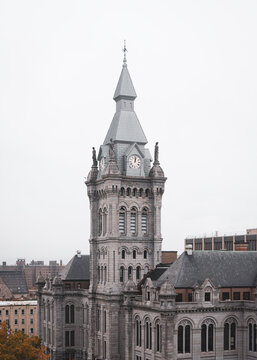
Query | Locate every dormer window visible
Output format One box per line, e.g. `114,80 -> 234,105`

205,292 -> 211,302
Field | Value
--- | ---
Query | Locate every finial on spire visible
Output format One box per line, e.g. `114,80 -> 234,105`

123,40 -> 128,66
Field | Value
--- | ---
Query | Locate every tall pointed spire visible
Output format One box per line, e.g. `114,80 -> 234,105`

113,41 -> 137,101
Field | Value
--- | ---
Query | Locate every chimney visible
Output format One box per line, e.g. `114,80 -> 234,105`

77,250 -> 82,258
185,244 -> 193,256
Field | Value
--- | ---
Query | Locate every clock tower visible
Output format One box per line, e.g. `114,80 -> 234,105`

85,47 -> 166,359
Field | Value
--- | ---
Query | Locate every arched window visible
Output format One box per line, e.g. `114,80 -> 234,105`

103,208 -> 107,235
65,304 -> 75,324
201,320 -> 214,352
144,250 -> 147,259
224,318 -> 236,350
98,209 -> 102,236
139,188 -> 143,197
97,266 -> 100,283
156,321 -> 161,352
141,208 -> 148,234
145,318 -> 152,349
145,188 -> 150,197
178,321 -> 191,354
126,187 -> 131,196
120,266 -> 124,282
135,317 -> 142,347
136,266 -> 141,280
119,207 -> 126,234
130,207 -> 137,234
120,187 -> 125,196
133,249 -> 137,259
128,266 -> 132,278
133,188 -> 137,197
121,249 -> 126,259
248,320 -> 257,352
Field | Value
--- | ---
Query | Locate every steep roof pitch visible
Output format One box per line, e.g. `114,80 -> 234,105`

113,65 -> 137,100
103,111 -> 147,145
61,255 -> 90,281
0,270 -> 28,294
156,251 -> 257,288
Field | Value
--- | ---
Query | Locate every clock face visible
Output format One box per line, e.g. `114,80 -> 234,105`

100,157 -> 105,170
129,155 -> 141,169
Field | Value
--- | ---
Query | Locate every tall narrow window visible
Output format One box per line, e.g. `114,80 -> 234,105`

121,249 -> 125,259
178,322 -> 191,354
120,266 -> 124,282
103,208 -> 107,235
136,266 -> 141,280
201,324 -> 207,352
201,321 -> 214,352
133,250 -> 136,259
98,209 -> 102,236
65,304 -> 74,324
185,325 -> 190,353
249,323 -> 253,351
130,207 -> 137,234
144,250 -> 147,259
128,266 -> 132,278
104,266 -> 107,283
65,305 -> 69,324
145,318 -> 152,349
141,208 -> 148,234
135,317 -> 142,347
178,325 -> 183,353
119,207 -> 126,234
224,319 -> 236,351
104,310 -> 107,333
156,321 -> 161,352
70,305 -> 74,324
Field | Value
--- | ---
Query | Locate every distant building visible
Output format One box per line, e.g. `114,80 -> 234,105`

0,259 -> 65,296
185,228 -> 257,251
0,269 -> 28,299
0,300 -> 37,336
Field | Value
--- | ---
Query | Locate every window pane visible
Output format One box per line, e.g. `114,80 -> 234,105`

65,305 -> 69,324
254,324 -> 257,352
231,323 -> 236,350
70,305 -> 74,323
208,324 -> 213,351
130,211 -> 136,233
119,211 -> 125,233
185,325 -> 191,353
249,323 -> 253,351
201,324 -> 207,352
224,323 -> 229,350
178,326 -> 183,353
141,212 -> 147,234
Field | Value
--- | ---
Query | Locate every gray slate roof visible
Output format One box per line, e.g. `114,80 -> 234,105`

0,270 -> 28,294
113,64 -> 137,100
61,255 -> 90,281
103,110 -> 147,145
156,251 -> 257,288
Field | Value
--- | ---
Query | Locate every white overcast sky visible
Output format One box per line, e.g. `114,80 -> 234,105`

1,0 -> 257,265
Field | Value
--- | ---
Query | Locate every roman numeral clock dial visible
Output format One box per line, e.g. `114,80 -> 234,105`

129,155 -> 141,169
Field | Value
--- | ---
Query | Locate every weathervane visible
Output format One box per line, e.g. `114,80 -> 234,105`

123,40 -> 128,65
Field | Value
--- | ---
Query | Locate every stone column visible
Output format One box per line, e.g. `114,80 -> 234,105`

192,328 -> 201,360
215,326 -> 224,360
